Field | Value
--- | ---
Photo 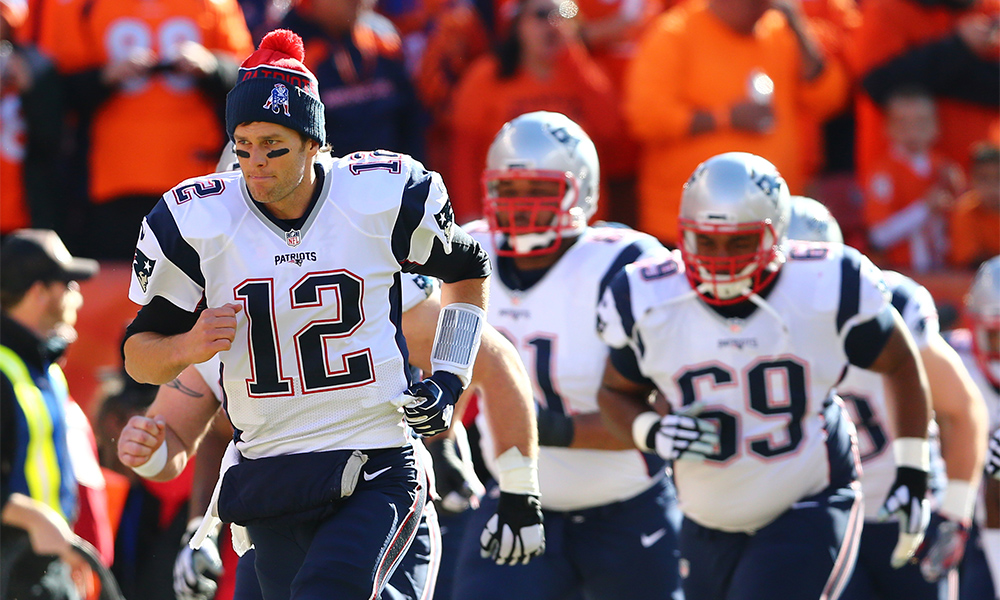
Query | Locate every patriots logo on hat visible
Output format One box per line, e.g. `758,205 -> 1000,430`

263,83 -> 291,116
133,248 -> 156,293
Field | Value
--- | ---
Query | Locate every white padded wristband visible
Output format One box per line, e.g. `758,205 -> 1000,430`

940,479 -> 976,522
495,446 -> 540,496
130,441 -> 168,478
632,412 -> 661,453
893,437 -> 930,471
431,302 -> 485,388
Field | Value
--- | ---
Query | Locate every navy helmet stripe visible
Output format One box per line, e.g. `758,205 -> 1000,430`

391,167 -> 433,265
146,199 -> 205,288
598,239 -> 657,299
836,249 -> 863,333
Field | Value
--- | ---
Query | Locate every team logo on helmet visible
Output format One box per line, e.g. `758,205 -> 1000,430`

263,83 -> 291,116
544,124 -> 580,156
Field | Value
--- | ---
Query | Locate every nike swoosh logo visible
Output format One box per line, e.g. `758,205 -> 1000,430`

363,466 -> 391,481
640,528 -> 667,548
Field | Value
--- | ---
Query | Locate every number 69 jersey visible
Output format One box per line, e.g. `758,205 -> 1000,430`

597,243 -> 890,533
129,152 -> 456,459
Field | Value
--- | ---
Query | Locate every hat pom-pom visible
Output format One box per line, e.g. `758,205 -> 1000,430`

259,29 -> 305,62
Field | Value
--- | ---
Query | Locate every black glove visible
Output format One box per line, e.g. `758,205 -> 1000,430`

480,492 -> 545,565
878,466 -> 931,568
426,434 -> 484,514
403,371 -> 464,437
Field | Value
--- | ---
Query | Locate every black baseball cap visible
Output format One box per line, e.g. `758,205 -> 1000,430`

1,229 -> 99,294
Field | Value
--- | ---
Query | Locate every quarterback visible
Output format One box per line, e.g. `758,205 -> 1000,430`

119,29 -> 541,599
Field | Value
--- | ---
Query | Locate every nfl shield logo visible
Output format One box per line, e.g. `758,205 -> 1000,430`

285,229 -> 302,247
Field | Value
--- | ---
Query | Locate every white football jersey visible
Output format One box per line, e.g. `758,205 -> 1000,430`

598,242 -> 887,532
836,271 -> 945,519
130,151 -> 457,459
467,222 -> 666,511
194,273 -> 438,405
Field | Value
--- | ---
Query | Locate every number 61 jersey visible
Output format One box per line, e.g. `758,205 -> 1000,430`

597,243 -> 889,533
129,152 -> 456,459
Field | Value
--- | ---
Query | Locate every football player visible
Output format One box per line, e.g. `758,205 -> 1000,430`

451,111 -> 684,600
787,195 -> 990,599
161,146 -> 493,600
119,29 -> 542,599
596,152 -> 933,600
946,257 -> 1000,597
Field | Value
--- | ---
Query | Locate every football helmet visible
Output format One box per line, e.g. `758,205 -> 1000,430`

786,196 -> 843,244
482,111 -> 599,257
679,152 -> 791,305
966,256 -> 1000,387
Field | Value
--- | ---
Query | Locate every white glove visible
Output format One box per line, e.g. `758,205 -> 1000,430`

637,403 -> 720,461
174,519 -> 222,600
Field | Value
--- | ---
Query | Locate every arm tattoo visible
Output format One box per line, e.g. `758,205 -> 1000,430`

164,378 -> 205,398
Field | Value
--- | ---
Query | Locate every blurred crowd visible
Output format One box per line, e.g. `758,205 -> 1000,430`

0,0 -> 997,270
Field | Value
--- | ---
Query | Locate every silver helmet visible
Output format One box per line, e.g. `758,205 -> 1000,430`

679,152 -> 791,305
482,111 -> 599,257
786,196 -> 843,243
966,255 -> 1000,386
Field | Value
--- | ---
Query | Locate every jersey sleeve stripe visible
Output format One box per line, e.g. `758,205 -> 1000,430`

836,249 -> 862,333
598,239 -> 656,299
610,274 -> 637,339
146,199 -> 205,288
889,284 -> 913,317
390,168 -> 433,265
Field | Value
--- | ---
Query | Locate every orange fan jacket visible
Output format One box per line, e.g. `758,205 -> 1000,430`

849,0 -> 1000,181
624,0 -> 848,245
448,42 -> 623,224
53,0 -> 253,204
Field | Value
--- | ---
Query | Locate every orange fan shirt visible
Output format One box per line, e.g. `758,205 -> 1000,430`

28,0 -> 93,73
849,0 -> 1000,182
73,0 -> 253,203
448,42 -> 622,223
624,0 -> 848,244
863,150 -> 956,269
949,190 -> 1000,269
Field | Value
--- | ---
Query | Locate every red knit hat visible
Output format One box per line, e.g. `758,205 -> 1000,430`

225,29 -> 326,145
